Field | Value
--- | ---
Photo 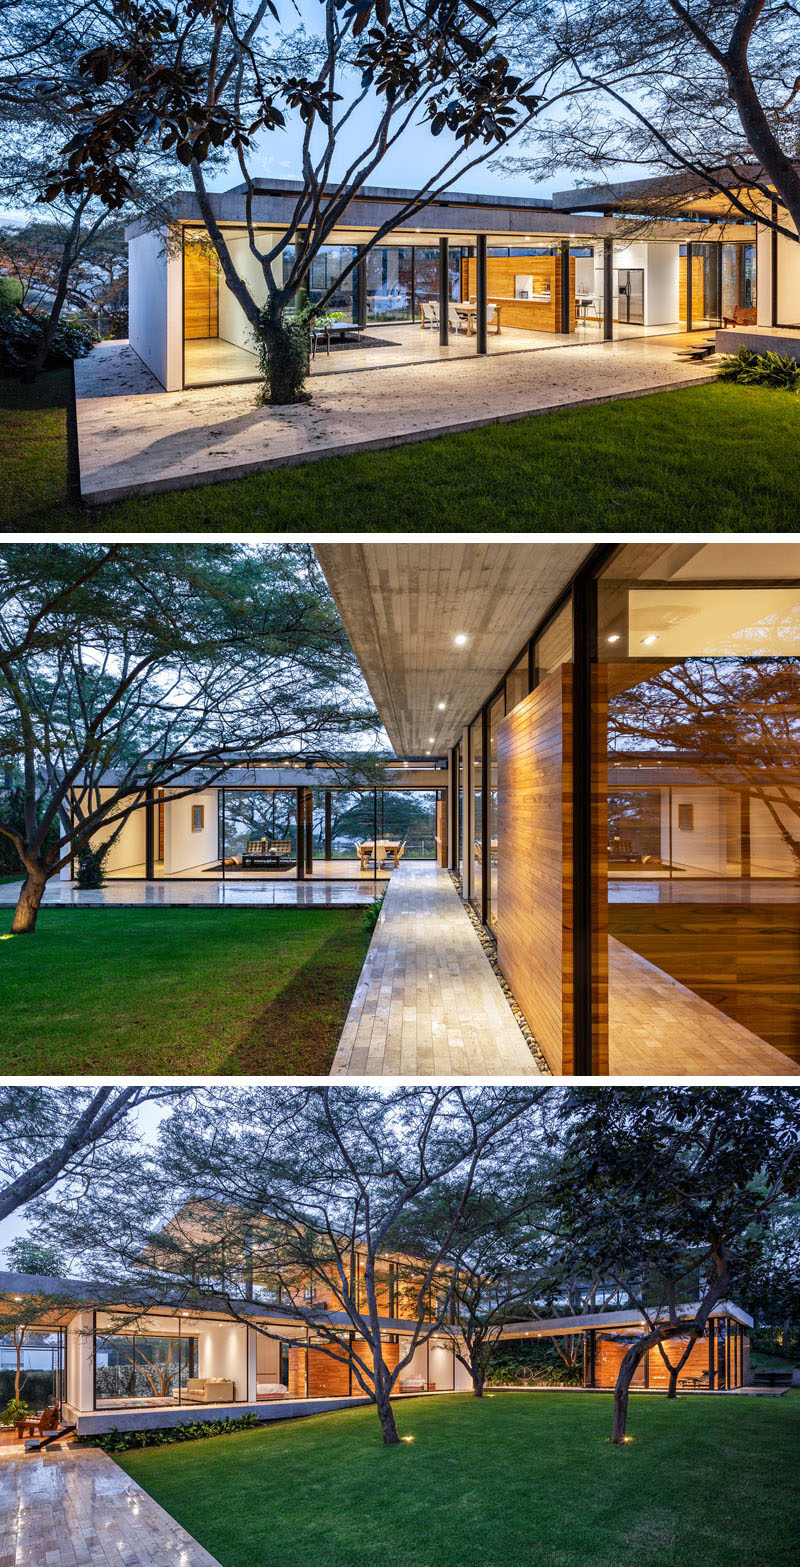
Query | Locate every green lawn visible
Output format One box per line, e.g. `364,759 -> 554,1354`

0,906 -> 369,1074
3,368 -> 800,531
115,1390 -> 800,1567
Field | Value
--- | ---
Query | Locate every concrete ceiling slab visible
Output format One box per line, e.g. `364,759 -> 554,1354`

316,542 -> 593,753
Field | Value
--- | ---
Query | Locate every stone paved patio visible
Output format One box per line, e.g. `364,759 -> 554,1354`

74,336 -> 714,504
0,878 -> 376,909
332,862 -> 539,1077
0,1445 -> 220,1567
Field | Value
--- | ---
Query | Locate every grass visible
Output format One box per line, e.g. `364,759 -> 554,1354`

114,1390 -> 800,1567
0,905 -> 370,1074
3,368 -> 800,531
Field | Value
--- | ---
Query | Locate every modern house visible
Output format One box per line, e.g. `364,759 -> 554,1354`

126,176 -> 760,391
0,1268 -> 753,1437
315,538 -> 800,1076
68,758 -> 447,884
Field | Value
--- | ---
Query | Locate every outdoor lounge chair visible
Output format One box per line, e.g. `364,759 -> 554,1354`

23,1405 -> 76,1452
721,304 -> 757,328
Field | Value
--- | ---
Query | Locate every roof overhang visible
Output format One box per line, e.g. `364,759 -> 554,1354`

498,1302 -> 753,1339
315,543 -> 593,753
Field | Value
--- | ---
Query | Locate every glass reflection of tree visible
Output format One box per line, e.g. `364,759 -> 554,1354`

609,658 -> 800,873
100,1334 -> 184,1399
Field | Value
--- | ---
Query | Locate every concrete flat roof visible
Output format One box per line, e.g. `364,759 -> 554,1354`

315,543 -> 592,753
499,1301 -> 753,1338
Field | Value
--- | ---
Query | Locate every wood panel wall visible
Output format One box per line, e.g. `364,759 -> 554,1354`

678,255 -> 705,323
497,667 -> 574,1073
288,1337 -> 400,1398
497,665 -> 608,1075
595,1334 -> 710,1389
462,256 -> 575,331
608,904 -> 800,1063
184,242 -> 218,339
435,795 -> 447,867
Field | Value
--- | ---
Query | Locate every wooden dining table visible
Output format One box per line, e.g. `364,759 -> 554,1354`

452,302 -> 502,335
358,839 -> 402,870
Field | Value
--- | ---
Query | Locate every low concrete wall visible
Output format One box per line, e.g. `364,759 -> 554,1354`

715,326 -> 800,357
69,1395 -> 371,1436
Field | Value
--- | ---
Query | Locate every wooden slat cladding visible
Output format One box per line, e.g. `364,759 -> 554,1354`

595,1334 -> 713,1388
288,1337 -> 400,1398
462,256 -> 575,332
497,666 -> 574,1073
678,254 -> 705,323
184,242 -> 218,339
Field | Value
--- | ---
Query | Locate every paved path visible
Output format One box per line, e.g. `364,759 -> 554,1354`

75,337 -> 713,503
0,878 -> 376,909
332,863 -> 539,1076
0,1445 -> 220,1567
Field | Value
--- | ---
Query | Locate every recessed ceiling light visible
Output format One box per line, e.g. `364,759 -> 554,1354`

607,633 -> 621,644
437,701 -> 446,710
428,737 -> 435,743
641,634 -> 658,646
453,633 -> 468,646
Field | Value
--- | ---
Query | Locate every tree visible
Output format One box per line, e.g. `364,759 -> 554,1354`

507,0 -> 800,243
553,1087 -> 800,1442
40,0 -> 589,403
0,542 -> 379,931
0,1 -> 170,377
0,1086 -> 179,1223
4,1238 -> 65,1276
46,1085 -> 543,1445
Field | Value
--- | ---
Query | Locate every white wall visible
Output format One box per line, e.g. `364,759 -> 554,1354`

128,228 -> 182,390
217,232 -> 280,352
777,229 -> 800,326
81,790 -> 146,874
66,1311 -> 94,1414
428,1341 -> 456,1391
644,243 -> 679,325
196,1319 -> 249,1398
757,221 -> 773,327
163,789 -> 218,875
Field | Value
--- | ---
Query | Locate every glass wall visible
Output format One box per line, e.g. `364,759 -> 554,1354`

597,545 -> 800,1059
506,647 -> 529,712
366,247 -> 413,322
535,599 -> 573,683
95,1331 -> 198,1406
471,714 -> 483,913
221,789 -> 297,865
487,690 -> 505,931
283,244 -> 358,321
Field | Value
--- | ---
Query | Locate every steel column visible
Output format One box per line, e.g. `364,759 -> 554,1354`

560,240 -> 570,334
296,786 -> 304,880
324,791 -> 332,862
439,236 -> 449,345
145,785 -> 155,880
685,242 -> 693,332
771,202 -> 779,325
603,237 -> 613,340
476,233 -> 488,355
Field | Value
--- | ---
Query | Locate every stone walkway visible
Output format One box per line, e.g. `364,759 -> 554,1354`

0,1445 -> 220,1567
75,336 -> 714,503
332,862 -> 539,1076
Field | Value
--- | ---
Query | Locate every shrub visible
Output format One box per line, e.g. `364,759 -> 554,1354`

79,1411 -> 262,1454
103,306 -> 129,339
717,346 -> 800,390
76,841 -> 112,889
1,1397 -> 34,1427
0,307 -> 99,371
363,892 -> 386,934
0,277 -> 23,314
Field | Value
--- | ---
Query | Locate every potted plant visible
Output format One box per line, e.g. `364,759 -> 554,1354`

1,1397 -> 34,1439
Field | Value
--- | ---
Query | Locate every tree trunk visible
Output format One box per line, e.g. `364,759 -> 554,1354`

375,1388 -> 400,1444
611,1376 -> 630,1444
471,1357 -> 485,1397
11,867 -> 48,933
256,306 -> 311,406
20,211 -> 84,383
667,1365 -> 680,1399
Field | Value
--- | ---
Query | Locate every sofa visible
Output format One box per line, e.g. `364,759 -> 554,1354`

184,1377 -> 235,1403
